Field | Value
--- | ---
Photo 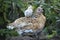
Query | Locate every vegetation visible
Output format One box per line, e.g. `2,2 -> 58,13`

0,0 -> 60,40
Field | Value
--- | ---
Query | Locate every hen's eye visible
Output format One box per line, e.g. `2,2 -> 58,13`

38,9 -> 40,11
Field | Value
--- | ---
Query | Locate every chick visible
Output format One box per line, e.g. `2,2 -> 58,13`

24,5 -> 33,17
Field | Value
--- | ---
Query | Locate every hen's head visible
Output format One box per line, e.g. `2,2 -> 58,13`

36,6 -> 43,14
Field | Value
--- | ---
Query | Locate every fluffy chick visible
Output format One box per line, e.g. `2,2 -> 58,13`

24,5 -> 33,17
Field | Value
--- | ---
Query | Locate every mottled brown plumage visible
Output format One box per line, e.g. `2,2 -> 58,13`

7,6 -> 46,35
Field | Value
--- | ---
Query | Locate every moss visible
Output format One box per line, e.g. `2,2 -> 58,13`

0,29 -> 19,37
0,17 -> 4,25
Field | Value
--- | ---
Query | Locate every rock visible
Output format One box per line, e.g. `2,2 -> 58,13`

6,36 -> 36,40
7,7 -> 46,35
